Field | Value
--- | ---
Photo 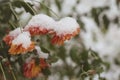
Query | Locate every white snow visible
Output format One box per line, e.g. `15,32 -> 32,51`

80,17 -> 120,80
9,27 -> 22,37
53,17 -> 79,35
35,46 -> 49,59
25,14 -> 55,30
76,0 -> 109,14
80,16 -> 120,58
80,16 -> 103,50
105,0 -> 119,20
61,0 -> 77,15
12,32 -> 31,49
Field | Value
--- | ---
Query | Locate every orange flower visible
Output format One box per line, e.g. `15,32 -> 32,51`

24,14 -> 55,36
3,28 -> 22,45
9,42 -> 35,55
3,35 -> 14,45
8,32 -> 35,55
23,58 -> 49,78
51,17 -> 80,45
24,26 -> 49,36
23,59 -> 41,78
51,28 -> 80,45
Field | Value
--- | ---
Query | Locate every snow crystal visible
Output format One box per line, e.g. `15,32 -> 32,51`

25,14 -> 55,30
53,17 -> 79,35
35,46 -> 49,59
12,32 -> 31,49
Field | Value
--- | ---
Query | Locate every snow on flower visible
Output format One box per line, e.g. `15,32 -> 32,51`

35,46 -> 49,59
24,14 -> 55,36
23,58 -> 49,78
8,32 -> 35,55
51,17 -> 80,45
3,27 -> 22,45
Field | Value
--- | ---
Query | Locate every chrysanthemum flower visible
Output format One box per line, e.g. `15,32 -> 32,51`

51,17 -> 80,45
24,14 -> 55,36
3,28 -> 22,45
8,32 -> 35,55
23,59 -> 41,78
23,58 -> 49,78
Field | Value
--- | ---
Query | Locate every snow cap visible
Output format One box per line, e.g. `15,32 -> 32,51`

53,17 -> 79,35
12,32 -> 31,49
9,27 -> 22,37
25,14 -> 55,30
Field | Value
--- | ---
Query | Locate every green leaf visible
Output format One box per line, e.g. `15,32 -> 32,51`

57,47 -> 66,60
48,55 -> 58,63
40,46 -> 50,53
70,48 -> 80,63
0,4 -> 12,23
12,1 -> 36,15
55,0 -> 61,11
42,68 -> 51,76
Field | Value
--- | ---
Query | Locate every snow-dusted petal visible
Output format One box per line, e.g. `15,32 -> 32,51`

9,32 -> 35,55
3,27 -> 22,45
51,17 -> 80,45
24,14 -> 55,35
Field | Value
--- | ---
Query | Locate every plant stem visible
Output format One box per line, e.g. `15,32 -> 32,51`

9,2 -> 19,21
0,62 -> 7,80
8,21 -> 16,29
0,41 -> 4,48
24,2 -> 37,15
34,1 -> 60,18
9,65 -> 17,80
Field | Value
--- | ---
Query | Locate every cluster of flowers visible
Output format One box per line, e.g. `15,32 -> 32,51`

3,14 -> 80,78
